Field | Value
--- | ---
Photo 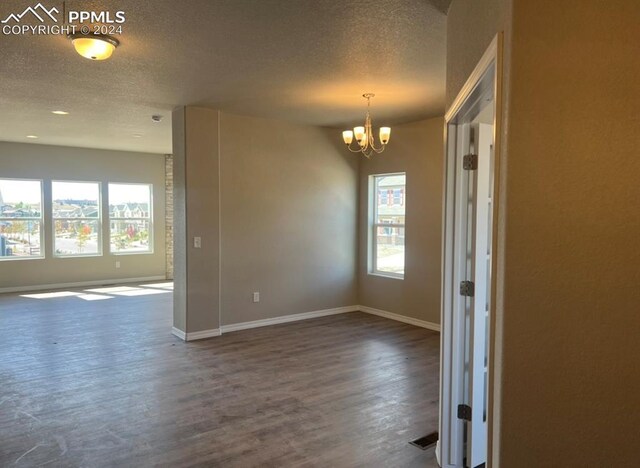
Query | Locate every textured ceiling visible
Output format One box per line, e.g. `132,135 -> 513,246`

0,0 -> 449,154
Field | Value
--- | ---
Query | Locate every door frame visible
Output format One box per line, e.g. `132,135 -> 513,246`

439,33 -> 504,467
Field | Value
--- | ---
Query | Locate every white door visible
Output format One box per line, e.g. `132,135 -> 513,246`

439,37 -> 499,468
441,120 -> 494,468
465,122 -> 493,467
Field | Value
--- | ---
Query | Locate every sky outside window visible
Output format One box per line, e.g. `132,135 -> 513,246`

52,181 -> 100,202
0,180 -> 42,207
109,184 -> 150,205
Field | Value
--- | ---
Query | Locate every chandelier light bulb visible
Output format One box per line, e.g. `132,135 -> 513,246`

379,127 -> 391,144
354,126 -> 366,142
342,130 -> 354,145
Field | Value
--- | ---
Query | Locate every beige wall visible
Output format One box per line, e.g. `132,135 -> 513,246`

220,113 -> 358,325
502,1 -> 640,465
448,0 -> 640,465
173,109 -> 358,332
0,142 -> 166,290
358,117 -> 444,325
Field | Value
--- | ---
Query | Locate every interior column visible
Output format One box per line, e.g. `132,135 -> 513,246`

171,106 -> 221,340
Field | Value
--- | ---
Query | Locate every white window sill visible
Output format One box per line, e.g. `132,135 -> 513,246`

110,251 -> 154,256
368,272 -> 405,281
0,256 -> 45,262
53,254 -> 103,259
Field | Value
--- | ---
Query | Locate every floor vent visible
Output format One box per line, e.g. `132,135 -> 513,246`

409,432 -> 438,450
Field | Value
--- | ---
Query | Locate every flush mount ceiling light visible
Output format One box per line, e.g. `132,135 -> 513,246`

26,135 -> 39,139
342,93 -> 391,159
52,110 -> 69,115
69,33 -> 119,61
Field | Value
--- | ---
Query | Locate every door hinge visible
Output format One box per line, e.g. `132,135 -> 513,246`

463,153 -> 478,170
459,281 -> 475,297
457,404 -> 472,421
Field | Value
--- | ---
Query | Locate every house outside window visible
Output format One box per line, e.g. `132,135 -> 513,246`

52,181 -> 102,257
0,179 -> 44,260
109,183 -> 153,254
370,173 -> 406,278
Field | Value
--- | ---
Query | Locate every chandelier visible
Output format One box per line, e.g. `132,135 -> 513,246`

342,93 -> 391,158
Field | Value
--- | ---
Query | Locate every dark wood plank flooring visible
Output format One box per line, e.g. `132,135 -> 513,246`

0,284 -> 440,467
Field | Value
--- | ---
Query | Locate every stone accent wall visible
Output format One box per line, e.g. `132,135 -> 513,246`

165,154 -> 174,279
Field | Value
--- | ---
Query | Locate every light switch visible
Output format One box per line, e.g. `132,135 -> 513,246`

194,237 -> 202,248
115,261 -> 121,268
253,292 -> 260,303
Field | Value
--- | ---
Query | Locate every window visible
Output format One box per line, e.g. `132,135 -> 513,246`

52,181 -> 101,257
109,183 -> 153,254
393,188 -> 404,206
0,179 -> 44,260
379,189 -> 389,205
370,173 -> 406,278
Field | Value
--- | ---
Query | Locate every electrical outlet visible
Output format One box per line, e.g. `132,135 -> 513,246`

115,261 -> 121,268
194,237 -> 202,248
253,292 -> 260,303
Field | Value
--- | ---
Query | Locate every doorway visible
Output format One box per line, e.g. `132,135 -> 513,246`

438,36 -> 502,468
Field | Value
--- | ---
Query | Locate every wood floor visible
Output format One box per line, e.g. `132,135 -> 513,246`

0,283 -> 440,467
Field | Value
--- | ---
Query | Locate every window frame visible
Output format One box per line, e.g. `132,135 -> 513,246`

0,178 -> 45,261
51,180 -> 103,258
369,172 -> 406,280
108,182 -> 154,256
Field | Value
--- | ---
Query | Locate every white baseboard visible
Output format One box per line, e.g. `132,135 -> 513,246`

171,327 -> 186,340
172,326 -> 221,342
175,304 -> 440,340
0,276 -> 167,294
359,305 -> 441,332
221,305 -> 359,333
